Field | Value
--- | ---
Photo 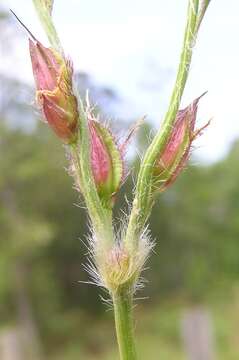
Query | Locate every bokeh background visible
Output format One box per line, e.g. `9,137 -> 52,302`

1,1 -> 239,359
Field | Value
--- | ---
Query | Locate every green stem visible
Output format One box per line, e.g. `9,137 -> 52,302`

113,287 -> 137,360
195,0 -> 212,33
124,0 -> 201,250
70,142 -> 113,246
32,0 -> 63,53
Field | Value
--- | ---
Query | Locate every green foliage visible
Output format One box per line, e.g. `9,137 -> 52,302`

1,113 -> 239,356
2,3 -> 235,358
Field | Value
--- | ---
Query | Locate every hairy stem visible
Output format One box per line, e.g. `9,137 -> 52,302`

113,287 -> 137,360
124,0 -> 202,250
70,142 -> 113,247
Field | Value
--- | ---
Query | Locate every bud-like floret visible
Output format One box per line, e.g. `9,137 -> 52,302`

154,94 -> 209,191
86,110 -> 124,207
29,39 -> 78,143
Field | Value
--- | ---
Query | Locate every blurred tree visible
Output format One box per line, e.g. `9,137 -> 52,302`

1,87 -> 239,357
1,8 -> 239,354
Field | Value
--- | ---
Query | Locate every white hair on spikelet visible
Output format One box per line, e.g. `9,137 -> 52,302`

82,219 -> 154,297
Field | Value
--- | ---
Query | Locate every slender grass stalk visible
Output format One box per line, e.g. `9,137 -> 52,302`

118,1 -> 210,356
195,0 -> 212,33
69,103 -> 113,244
113,287 -> 137,360
70,143 -> 113,242
32,0 -> 63,53
16,1 -> 212,359
124,0 -> 201,251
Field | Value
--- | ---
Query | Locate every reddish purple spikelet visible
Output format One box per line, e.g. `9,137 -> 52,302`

29,39 -> 60,91
89,120 -> 112,186
29,39 -> 78,143
85,108 -> 141,206
155,94 -> 210,191
86,110 -> 124,206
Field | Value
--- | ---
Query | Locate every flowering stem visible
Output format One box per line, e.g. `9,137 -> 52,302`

70,110 -> 113,246
113,287 -> 137,360
32,0 -> 63,53
195,0 -> 211,33
26,2 -> 212,360
124,0 -> 206,251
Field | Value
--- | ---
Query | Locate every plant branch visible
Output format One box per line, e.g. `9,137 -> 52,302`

70,106 -> 113,246
113,287 -> 137,360
124,0 -> 206,250
195,0 -> 212,33
32,0 -> 63,53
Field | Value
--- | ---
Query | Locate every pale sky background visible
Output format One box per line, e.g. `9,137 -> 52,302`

1,0 -> 239,163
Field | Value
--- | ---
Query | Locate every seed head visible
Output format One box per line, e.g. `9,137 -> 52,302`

29,39 -> 78,143
87,110 -> 124,207
154,93 -> 210,191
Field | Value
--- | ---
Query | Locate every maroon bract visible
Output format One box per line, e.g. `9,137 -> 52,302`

29,39 -> 78,143
154,94 -> 209,191
90,121 -> 112,185
86,110 -> 124,207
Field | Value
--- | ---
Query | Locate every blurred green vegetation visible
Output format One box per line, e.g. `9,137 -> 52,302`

1,8 -> 239,359
1,110 -> 239,358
